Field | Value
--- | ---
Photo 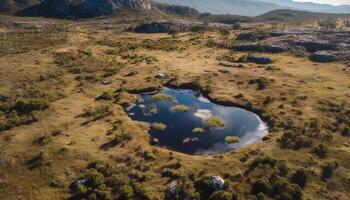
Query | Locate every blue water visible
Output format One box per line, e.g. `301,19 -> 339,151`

125,88 -> 268,155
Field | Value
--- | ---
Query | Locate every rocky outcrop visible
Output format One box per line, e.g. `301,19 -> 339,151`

154,3 -> 199,16
133,20 -> 233,33
247,55 -> 274,64
310,51 -> 337,63
134,20 -> 191,33
232,44 -> 286,53
233,28 -> 350,63
19,0 -> 151,18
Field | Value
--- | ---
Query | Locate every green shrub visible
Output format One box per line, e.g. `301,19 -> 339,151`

131,182 -> 154,200
270,176 -> 302,200
248,156 -> 277,172
13,99 -> 49,114
321,161 -> 339,180
291,169 -> 308,189
313,143 -> 328,158
85,168 -> 105,189
165,177 -> 199,200
118,185 -> 135,200
194,176 -> 216,199
256,192 -> 265,200
251,177 -> 272,195
208,191 -> 230,200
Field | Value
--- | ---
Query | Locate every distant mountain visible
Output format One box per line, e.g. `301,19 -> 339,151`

155,0 -> 350,16
255,9 -> 350,21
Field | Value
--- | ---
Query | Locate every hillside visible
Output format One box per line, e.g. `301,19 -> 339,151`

155,0 -> 350,16
0,0 -> 39,13
18,0 -> 152,18
256,9 -> 350,22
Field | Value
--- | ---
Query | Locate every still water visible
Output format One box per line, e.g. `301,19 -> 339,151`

126,88 -> 268,155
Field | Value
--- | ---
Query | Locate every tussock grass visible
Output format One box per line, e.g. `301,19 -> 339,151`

152,122 -> 166,131
225,136 -> 240,143
203,116 -> 225,129
171,105 -> 189,112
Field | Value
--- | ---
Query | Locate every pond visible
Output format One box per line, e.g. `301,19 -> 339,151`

125,88 -> 268,155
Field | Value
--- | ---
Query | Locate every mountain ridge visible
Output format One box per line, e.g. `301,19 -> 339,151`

154,0 -> 350,16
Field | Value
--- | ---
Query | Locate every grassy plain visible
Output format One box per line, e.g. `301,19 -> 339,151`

0,15 -> 349,200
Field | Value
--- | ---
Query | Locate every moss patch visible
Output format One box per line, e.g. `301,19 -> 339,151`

171,105 -> 189,112
203,116 -> 225,129
152,93 -> 173,101
151,122 -> 166,131
225,136 -> 240,143
192,127 -> 205,133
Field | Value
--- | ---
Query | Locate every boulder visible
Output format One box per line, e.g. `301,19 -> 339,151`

134,20 -> 192,33
236,32 -> 270,41
69,178 -> 87,192
247,55 -> 274,64
232,44 -> 285,53
294,41 -> 338,53
210,176 -> 225,190
310,51 -> 337,63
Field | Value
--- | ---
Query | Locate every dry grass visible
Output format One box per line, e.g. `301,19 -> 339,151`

0,16 -> 349,200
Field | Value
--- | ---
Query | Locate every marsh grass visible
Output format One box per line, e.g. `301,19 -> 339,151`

171,105 -> 189,112
152,122 -> 166,131
192,127 -> 204,133
152,93 -> 173,101
225,136 -> 240,143
203,116 -> 225,129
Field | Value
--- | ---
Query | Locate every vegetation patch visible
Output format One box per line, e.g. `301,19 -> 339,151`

152,122 -> 167,131
171,105 -> 189,112
203,116 -> 225,129
152,93 -> 173,101
192,127 -> 204,133
224,136 -> 240,143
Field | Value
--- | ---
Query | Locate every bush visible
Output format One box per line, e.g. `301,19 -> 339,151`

208,191 -> 230,200
291,169 -> 308,189
13,99 -> 49,114
248,156 -> 277,172
321,161 -> 339,180
114,130 -> 132,144
280,131 -> 313,150
166,177 -> 200,200
251,177 -> 272,195
271,176 -> 302,200
85,168 -> 105,189
313,143 -> 328,158
194,176 -> 216,199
